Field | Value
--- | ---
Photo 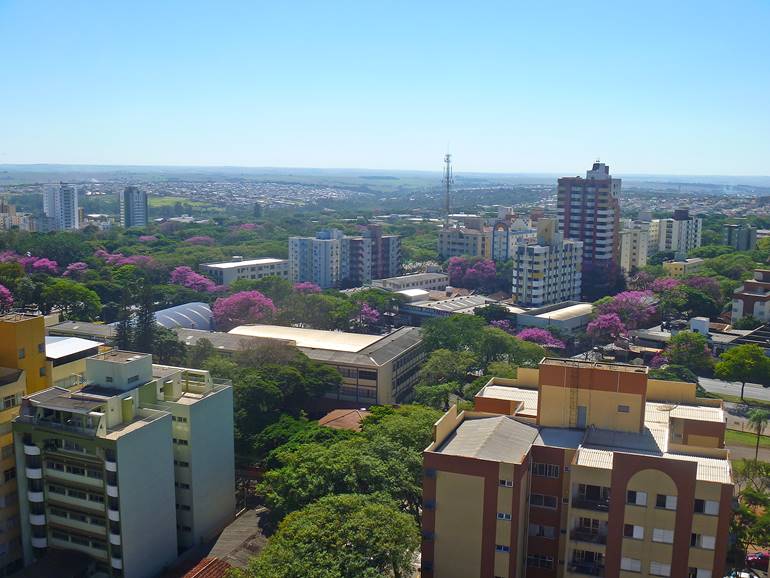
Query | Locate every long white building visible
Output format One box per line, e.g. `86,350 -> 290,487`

200,257 -> 289,286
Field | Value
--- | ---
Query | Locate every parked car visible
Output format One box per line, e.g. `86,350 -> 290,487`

747,551 -> 770,570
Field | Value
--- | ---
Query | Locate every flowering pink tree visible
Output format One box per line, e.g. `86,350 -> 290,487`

95,249 -> 158,270
0,251 -> 20,263
358,303 -> 380,325
184,236 -> 215,246
212,291 -> 276,331
238,223 -> 258,231
650,277 -> 681,293
138,235 -> 158,243
19,256 -> 58,275
516,328 -> 565,349
63,262 -> 88,279
0,284 -> 12,312
683,277 -> 721,302
596,291 -> 657,329
447,257 -> 496,289
294,281 -> 322,294
649,353 -> 668,369
587,313 -> 628,343
490,319 -> 515,334
169,266 -> 217,292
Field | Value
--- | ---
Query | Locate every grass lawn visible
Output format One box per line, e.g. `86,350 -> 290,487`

704,391 -> 770,410
149,196 -> 208,207
726,428 -> 770,449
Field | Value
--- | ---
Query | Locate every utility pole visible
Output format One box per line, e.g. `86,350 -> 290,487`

443,153 -> 453,227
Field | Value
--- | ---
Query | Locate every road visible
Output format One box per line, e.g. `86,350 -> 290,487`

699,377 -> 770,402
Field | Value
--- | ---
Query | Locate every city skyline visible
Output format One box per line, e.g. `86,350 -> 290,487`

1,1 -> 769,175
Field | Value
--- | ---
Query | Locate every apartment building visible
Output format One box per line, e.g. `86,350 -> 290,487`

731,268 -> 770,324
372,272 -> 449,292
43,184 -> 79,231
421,358 -> 732,578
649,210 -> 702,256
289,230 -> 342,289
511,219 -> 583,307
438,227 -> 492,260
12,351 -> 234,578
557,162 -> 621,272
200,257 -> 289,286
118,186 -> 148,229
619,222 -> 649,273
491,220 -> 537,262
0,314 -> 50,393
662,258 -> 705,277
341,236 -> 372,288
366,224 -> 401,279
723,222 -> 757,252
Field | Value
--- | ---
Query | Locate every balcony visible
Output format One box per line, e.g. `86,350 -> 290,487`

109,532 -> 121,546
23,444 -> 40,456
569,563 -> 604,576
108,508 -> 120,522
570,529 -> 607,545
111,557 -> 123,570
105,459 -> 117,472
25,467 -> 42,480
27,490 -> 44,503
29,513 -> 46,526
31,536 -> 47,549
571,497 -> 610,512
106,484 -> 118,498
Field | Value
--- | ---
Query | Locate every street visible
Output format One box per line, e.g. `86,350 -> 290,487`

699,377 -> 770,403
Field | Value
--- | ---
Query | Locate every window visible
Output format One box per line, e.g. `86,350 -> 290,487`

88,493 -> 104,503
624,524 -> 644,539
618,404 -> 630,413
38,343 -> 45,353
105,376 -> 113,383
652,528 -> 674,544
87,469 -> 103,480
527,554 -> 554,569
127,375 -> 139,383
66,465 -> 85,476
2,395 -> 17,410
174,460 -> 190,467
3,468 -> 15,482
359,370 -> 378,381
496,512 -> 512,521
499,479 -> 513,487
68,489 -> 87,500
528,524 -> 555,539
48,484 -> 66,495
532,462 -> 560,478
656,494 -> 677,510
530,494 -> 558,509
650,561 -> 671,577
691,534 -> 715,549
39,366 -> 46,377
175,482 -> 190,490
621,557 -> 642,572
495,545 -> 510,553
0,444 -> 12,459
689,569 -> 711,578
18,348 -> 24,360
694,499 -> 719,515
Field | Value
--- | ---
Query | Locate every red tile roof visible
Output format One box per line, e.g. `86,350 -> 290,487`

183,558 -> 232,578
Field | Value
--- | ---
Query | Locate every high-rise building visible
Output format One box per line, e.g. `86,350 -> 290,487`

491,219 -> 536,262
119,186 -> 149,228
289,229 -> 343,289
649,209 -> 702,256
13,350 -> 234,578
43,184 -> 79,231
557,162 -> 621,271
619,222 -> 650,273
421,358 -> 733,578
0,313 -> 50,393
366,224 -> 401,280
511,219 -> 583,306
341,236 -> 372,288
731,268 -> 770,324
723,222 -> 757,252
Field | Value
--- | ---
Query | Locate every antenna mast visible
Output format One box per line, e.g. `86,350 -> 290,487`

443,153 -> 453,227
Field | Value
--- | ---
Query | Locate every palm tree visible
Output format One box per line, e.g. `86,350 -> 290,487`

747,409 -> 770,461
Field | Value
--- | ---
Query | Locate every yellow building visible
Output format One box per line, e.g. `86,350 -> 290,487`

662,257 -> 705,277
0,314 -> 50,393
437,227 -> 492,260
422,358 -> 732,578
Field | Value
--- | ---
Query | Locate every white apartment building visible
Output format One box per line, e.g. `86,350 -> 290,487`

649,209 -> 702,255
43,184 -> 79,231
119,186 -> 149,228
200,257 -> 289,286
511,218 -> 583,307
491,219 -> 536,262
619,222 -> 650,273
13,351 -> 234,578
289,230 -> 343,289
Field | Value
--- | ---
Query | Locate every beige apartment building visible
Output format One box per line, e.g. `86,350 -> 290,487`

421,358 -> 732,578
619,223 -> 649,273
662,258 -> 705,277
438,227 -> 492,260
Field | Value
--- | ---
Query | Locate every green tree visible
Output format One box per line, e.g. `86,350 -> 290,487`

474,303 -> 512,323
485,361 -> 518,379
658,285 -> 719,319
473,326 -> 515,366
715,344 -> 770,400
115,289 -> 134,350
414,381 -> 455,410
237,494 -> 419,578
152,327 -> 187,365
41,278 -> 102,320
418,349 -> 477,385
509,337 -> 547,367
747,409 -> 770,461
648,364 -> 698,384
421,314 -> 486,353
732,315 -> 763,330
134,282 -> 155,353
188,337 -> 215,368
664,331 -> 714,375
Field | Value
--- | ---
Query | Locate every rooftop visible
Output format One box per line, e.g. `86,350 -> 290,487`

477,384 -> 538,417
435,415 -> 539,463
175,328 -> 291,352
91,350 -> 150,364
405,294 -> 493,314
228,325 -> 383,353
318,408 -> 371,432
0,367 -> 23,387
203,258 -> 286,270
540,357 -> 649,374
155,302 -> 212,330
519,301 -> 593,321
375,272 -> 448,282
44,336 -> 103,360
49,321 -> 117,339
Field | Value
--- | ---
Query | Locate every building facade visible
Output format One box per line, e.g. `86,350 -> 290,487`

438,227 -> 492,260
723,222 -> 757,252
12,351 -> 234,578
372,272 -> 449,292
288,230 -> 343,289
421,359 -> 733,578
366,224 -> 401,279
731,269 -> 770,324
662,258 -> 705,277
511,219 -> 583,307
200,257 -> 289,286
491,220 -> 537,262
619,222 -> 649,273
43,184 -> 79,231
649,210 -> 702,256
118,186 -> 149,228
341,236 -> 372,288
557,162 -> 621,272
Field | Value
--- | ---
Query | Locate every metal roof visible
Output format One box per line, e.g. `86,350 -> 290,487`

202,258 -> 286,270
435,415 -> 538,463
229,325 -> 383,353
155,302 -> 212,330
44,336 -> 103,360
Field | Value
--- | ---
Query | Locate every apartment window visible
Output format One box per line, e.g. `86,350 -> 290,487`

694,499 -> 719,515
70,535 -> 89,547
528,524 -> 555,539
529,494 -> 558,509
656,494 -> 677,510
527,554 -> 554,569
2,395 -> 18,410
48,484 -> 65,495
18,349 -> 24,360
650,561 -> 671,577
39,366 -> 46,377
623,524 -> 644,539
70,512 -> 87,523
87,469 -> 103,480
50,507 -> 68,518
496,512 -> 512,521
176,504 -> 191,511
532,462 -> 560,478
3,468 -> 15,482
689,569 -> 712,578
51,530 -> 69,541
691,534 -> 716,549
105,377 -> 113,383
175,482 -> 191,490
173,438 -> 189,446
621,557 -> 642,572
68,489 -> 87,500
359,370 -> 378,381
88,493 -> 105,503
0,444 -> 12,459
174,460 -> 190,467
172,416 -> 188,423
495,545 -> 510,553
652,528 -> 674,544
127,375 -> 139,383
66,465 -> 85,476
499,479 -> 513,487
618,405 -> 630,413
38,343 -> 45,353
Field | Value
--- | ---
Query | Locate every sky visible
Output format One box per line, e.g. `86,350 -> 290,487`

1,1 -> 769,175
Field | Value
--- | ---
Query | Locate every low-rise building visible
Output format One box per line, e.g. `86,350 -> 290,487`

200,258 -> 289,286
662,257 -> 705,277
398,293 -> 494,324
491,220 -> 536,262
513,301 -> 593,334
421,358 -> 733,578
226,325 -> 424,405
723,222 -> 757,251
731,268 -> 770,324
372,272 -> 449,292
13,351 -> 235,578
44,336 -> 103,389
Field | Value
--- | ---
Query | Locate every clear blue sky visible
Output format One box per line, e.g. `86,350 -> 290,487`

1,1 -> 768,175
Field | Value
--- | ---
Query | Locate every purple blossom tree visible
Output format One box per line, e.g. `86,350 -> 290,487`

516,328 -> 565,349
358,303 -> 380,325
490,319 -> 516,334
30,258 -> 59,275
683,276 -> 721,302
649,353 -> 668,369
650,277 -> 682,293
63,262 -> 88,279
0,284 -> 12,312
0,251 -> 20,263
184,236 -> 215,246
169,266 -> 217,292
293,282 -> 322,294
94,249 -> 158,270
212,291 -> 276,331
596,290 -> 657,329
587,313 -> 628,343
447,257 -> 497,289
138,235 -> 158,243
